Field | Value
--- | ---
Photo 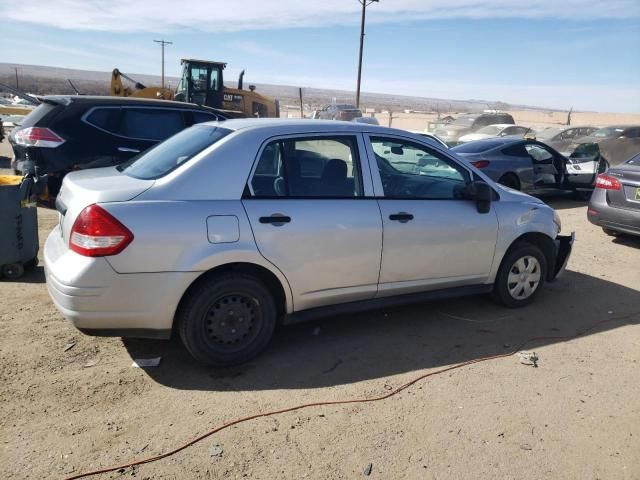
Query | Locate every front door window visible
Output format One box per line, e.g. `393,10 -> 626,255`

370,137 -> 470,199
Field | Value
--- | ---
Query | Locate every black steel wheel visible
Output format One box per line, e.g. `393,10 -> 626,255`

178,273 -> 277,366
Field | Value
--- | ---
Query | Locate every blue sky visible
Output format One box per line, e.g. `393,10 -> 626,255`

1,0 -> 638,113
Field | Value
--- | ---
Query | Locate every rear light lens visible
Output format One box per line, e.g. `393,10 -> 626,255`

14,127 -> 65,148
471,160 -> 490,168
594,174 -> 621,190
70,205 -> 133,257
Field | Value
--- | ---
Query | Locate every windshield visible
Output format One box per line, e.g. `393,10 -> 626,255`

592,127 -> 623,138
451,140 -> 503,153
118,125 -> 232,179
476,125 -> 502,135
452,115 -> 478,126
536,128 -> 562,140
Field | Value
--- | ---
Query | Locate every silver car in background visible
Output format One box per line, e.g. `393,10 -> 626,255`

588,153 -> 640,237
45,119 -> 573,366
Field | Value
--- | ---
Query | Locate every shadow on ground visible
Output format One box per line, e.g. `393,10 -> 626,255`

124,271 -> 639,392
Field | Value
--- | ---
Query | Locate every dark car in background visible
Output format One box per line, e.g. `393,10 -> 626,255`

571,125 -> 640,166
9,95 -> 231,196
315,104 -> 363,121
588,152 -> 640,237
452,137 -> 606,195
434,112 -> 515,146
534,126 -> 598,154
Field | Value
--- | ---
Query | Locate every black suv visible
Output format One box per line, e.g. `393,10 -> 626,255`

9,95 -> 232,195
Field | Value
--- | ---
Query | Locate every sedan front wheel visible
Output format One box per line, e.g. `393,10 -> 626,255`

493,243 -> 547,308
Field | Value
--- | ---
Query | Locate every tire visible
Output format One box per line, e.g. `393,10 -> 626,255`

177,273 -> 277,366
1,263 -> 25,280
498,173 -> 520,191
493,243 -> 547,308
602,227 -> 619,237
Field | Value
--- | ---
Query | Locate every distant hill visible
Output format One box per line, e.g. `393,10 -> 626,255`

0,62 -> 548,113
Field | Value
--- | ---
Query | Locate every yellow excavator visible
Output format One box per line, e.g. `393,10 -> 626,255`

110,59 -> 279,117
110,69 -> 174,100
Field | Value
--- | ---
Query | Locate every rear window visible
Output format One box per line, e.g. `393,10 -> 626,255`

118,125 -> 232,179
20,103 -> 58,127
452,140 -> 503,153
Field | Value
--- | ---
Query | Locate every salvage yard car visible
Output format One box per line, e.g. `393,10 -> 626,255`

9,95 -> 232,197
587,152 -> 640,237
452,137 -> 607,194
570,125 -> 640,166
434,112 -> 515,146
458,124 -> 532,143
45,119 -> 573,366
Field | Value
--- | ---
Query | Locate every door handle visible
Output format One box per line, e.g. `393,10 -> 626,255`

259,214 -> 291,225
118,147 -> 141,153
389,212 -> 414,222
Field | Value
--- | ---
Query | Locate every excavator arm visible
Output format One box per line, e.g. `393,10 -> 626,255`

110,68 -> 174,100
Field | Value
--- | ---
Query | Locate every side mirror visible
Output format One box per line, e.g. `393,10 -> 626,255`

464,180 -> 492,214
390,146 -> 404,155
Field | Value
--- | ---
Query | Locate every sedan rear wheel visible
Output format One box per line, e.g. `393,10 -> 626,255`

178,273 -> 276,366
493,243 -> 547,308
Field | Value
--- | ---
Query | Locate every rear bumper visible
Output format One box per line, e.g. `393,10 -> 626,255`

551,233 -> 575,281
44,226 -> 200,338
587,203 -> 640,236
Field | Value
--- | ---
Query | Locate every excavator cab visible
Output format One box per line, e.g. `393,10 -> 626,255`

175,59 -> 225,109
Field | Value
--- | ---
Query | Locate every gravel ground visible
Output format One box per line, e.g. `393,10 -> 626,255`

1,141 -> 639,480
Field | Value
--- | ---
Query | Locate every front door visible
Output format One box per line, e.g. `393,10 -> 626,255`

365,135 -> 499,296
243,134 -> 382,311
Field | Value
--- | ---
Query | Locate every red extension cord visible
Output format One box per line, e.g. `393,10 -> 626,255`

63,312 -> 639,479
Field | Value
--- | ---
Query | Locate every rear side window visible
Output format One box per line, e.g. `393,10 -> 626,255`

119,108 -> 185,141
501,143 -> 528,157
249,136 -> 363,198
118,125 -> 231,179
85,107 -> 120,133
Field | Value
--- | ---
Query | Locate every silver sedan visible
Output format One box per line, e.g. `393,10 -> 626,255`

45,119 -> 573,366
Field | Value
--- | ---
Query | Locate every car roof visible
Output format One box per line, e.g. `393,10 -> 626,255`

41,95 -> 212,109
211,118 -> 412,135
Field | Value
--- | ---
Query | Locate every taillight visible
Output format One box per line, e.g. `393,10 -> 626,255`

471,160 -> 490,168
14,127 -> 65,148
594,174 -> 621,190
70,205 -> 133,257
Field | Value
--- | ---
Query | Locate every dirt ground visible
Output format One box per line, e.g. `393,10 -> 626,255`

1,140 -> 639,480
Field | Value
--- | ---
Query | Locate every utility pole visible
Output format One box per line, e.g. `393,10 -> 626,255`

355,0 -> 379,109
13,67 -> 19,89
153,39 -> 173,89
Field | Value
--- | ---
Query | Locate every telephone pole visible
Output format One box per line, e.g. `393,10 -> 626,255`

13,67 -> 19,89
355,0 -> 379,109
153,39 -> 173,89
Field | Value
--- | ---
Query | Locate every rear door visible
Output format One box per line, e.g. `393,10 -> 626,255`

242,133 -> 383,311
365,135 -> 498,296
